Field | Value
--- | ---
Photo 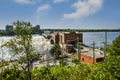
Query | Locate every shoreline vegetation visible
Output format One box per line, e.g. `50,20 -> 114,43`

42,28 -> 120,32
0,28 -> 120,36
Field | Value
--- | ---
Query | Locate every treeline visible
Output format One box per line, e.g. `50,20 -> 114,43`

0,30 -> 14,36
0,28 -> 44,36
42,29 -> 120,32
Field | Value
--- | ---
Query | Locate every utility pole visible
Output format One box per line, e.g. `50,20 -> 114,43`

77,37 -> 81,62
61,42 -> 66,66
92,41 -> 95,64
46,49 -> 49,67
53,51 -> 56,66
78,42 -> 80,61
104,31 -> 107,58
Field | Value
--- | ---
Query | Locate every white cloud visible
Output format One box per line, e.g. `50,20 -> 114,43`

63,0 -> 103,19
37,4 -> 51,12
14,0 -> 38,4
53,0 -> 68,3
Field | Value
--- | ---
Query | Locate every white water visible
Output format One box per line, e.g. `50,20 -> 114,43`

0,35 -> 52,60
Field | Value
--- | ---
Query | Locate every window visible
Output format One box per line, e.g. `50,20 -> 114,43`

82,58 -> 84,61
96,58 -> 103,62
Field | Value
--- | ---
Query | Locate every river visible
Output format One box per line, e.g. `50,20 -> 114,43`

0,32 -> 120,60
83,32 -> 120,48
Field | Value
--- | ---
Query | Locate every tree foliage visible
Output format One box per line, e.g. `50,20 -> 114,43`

31,64 -> 90,80
88,35 -> 120,80
1,20 -> 35,80
50,39 -> 54,44
72,59 -> 80,65
59,59 -> 67,66
108,35 -> 120,56
0,64 -> 90,80
49,43 -> 61,58
88,56 -> 120,80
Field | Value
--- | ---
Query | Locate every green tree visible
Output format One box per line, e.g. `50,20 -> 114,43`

72,59 -> 80,64
59,59 -> 67,66
2,20 -> 35,80
0,65 -> 23,80
32,64 -> 90,80
50,39 -> 54,44
108,35 -> 120,56
88,35 -> 120,80
49,43 -> 61,58
88,56 -> 120,80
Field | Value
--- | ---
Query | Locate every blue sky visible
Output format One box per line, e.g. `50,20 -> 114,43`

0,0 -> 120,29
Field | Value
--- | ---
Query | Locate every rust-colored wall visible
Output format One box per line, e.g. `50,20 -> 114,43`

59,32 -> 83,44
80,54 -> 96,65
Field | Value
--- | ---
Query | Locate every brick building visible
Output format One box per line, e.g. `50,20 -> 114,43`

51,32 -> 83,53
80,49 -> 104,65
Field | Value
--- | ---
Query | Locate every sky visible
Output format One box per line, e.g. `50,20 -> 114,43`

0,0 -> 120,29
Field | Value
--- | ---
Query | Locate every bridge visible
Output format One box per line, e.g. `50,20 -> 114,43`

42,29 -> 120,32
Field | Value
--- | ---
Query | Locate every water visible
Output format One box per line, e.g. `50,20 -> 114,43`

83,32 -> 120,48
0,32 -> 120,60
0,35 -> 52,60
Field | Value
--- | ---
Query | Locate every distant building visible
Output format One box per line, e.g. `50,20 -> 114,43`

51,32 -> 83,53
80,49 -> 104,65
5,25 -> 13,35
34,25 -> 40,33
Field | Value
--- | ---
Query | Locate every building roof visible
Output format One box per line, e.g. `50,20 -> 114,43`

81,48 -> 104,58
63,32 -> 70,34
76,32 -> 82,34
65,44 -> 73,46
